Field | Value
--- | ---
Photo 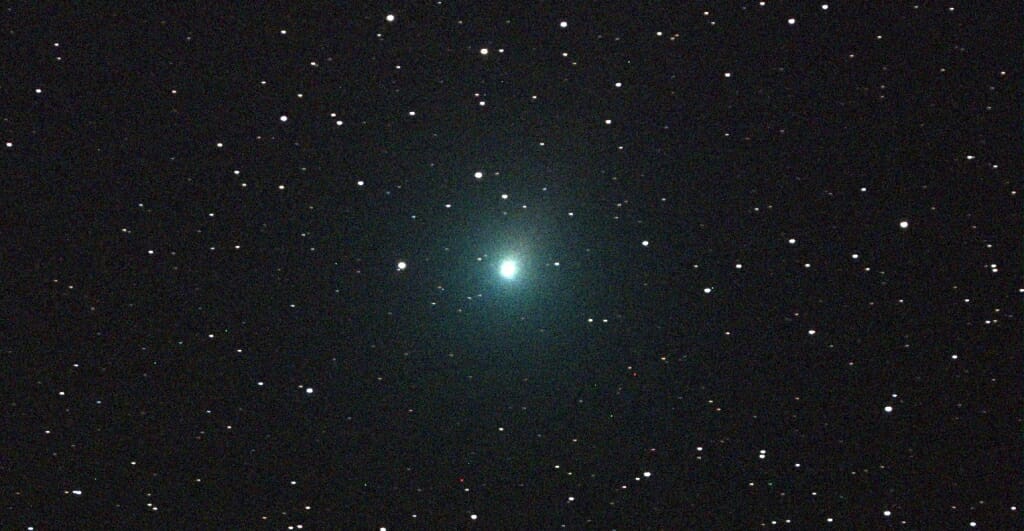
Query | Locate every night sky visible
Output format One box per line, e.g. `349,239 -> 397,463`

3,3 -> 1021,529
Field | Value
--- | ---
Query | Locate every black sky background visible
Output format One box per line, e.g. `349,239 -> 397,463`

2,2 -> 1020,529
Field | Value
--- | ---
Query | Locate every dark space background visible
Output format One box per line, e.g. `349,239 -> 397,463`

2,2 -> 1020,529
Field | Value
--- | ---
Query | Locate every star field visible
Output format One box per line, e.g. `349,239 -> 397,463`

2,3 -> 1020,529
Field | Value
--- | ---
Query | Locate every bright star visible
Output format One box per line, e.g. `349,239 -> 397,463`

499,259 -> 518,279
